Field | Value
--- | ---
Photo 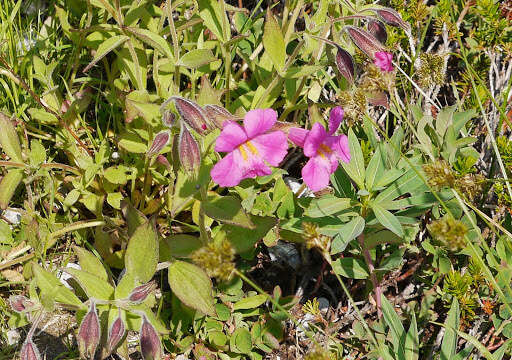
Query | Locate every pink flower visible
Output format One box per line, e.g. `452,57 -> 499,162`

211,109 -> 288,187
374,51 -> 393,72
289,107 -> 350,192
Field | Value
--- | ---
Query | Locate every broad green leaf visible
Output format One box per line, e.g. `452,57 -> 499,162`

304,196 -> 351,217
64,268 -> 115,300
198,0 -> 229,42
0,220 -> 12,244
341,129 -> 365,189
125,27 -> 174,59
121,200 -> 147,236
72,245 -> 108,281
168,260 -> 216,316
233,294 -> 267,310
84,35 -> 130,72
0,169 -> 23,210
32,264 -> 83,308
230,327 -> 252,354
372,203 -> 403,237
0,113 -> 23,162
29,140 -> 46,166
405,311 -> 419,360
160,234 -> 203,259
440,299 -> 459,360
263,9 -> 286,72
374,168 -> 424,204
125,219 -> 159,283
332,257 -> 369,279
381,295 -> 406,358
177,49 -> 217,68
217,215 -> 276,254
331,216 -> 365,254
203,196 -> 254,229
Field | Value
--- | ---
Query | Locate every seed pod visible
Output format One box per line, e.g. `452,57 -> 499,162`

203,104 -> 236,129
77,301 -> 100,359
367,19 -> 387,44
369,7 -> 410,33
156,155 -> 171,171
128,281 -> 157,304
171,96 -> 211,134
9,295 -> 35,313
20,340 -> 41,360
335,47 -> 355,84
344,26 -> 386,60
107,311 -> 125,354
147,131 -> 170,158
162,111 -> 175,127
178,124 -> 201,175
367,91 -> 389,109
140,315 -> 162,360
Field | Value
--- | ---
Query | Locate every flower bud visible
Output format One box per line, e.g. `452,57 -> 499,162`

335,47 -> 355,84
367,19 -> 387,44
78,301 -> 100,359
140,315 -> 162,360
369,7 -> 410,33
147,131 -> 170,158
20,340 -> 41,360
344,26 -> 386,60
9,295 -> 35,313
178,124 -> 201,175
171,96 -> 211,134
162,111 -> 175,127
128,281 -> 157,304
107,311 -> 125,354
156,155 -> 172,171
202,104 -> 236,129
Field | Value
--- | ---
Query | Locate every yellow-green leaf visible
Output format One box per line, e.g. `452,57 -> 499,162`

0,169 -> 23,210
0,113 -> 23,162
263,9 -> 286,72
125,219 -> 159,283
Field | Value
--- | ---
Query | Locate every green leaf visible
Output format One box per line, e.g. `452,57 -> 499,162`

104,165 -> 129,185
381,294 -> 406,358
365,146 -> 384,190
203,196 -> 254,229
304,196 -> 351,217
0,169 -> 23,210
29,140 -> 46,166
230,327 -> 253,354
263,8 -> 286,72
177,49 -> 217,68
125,219 -> 159,283
374,168 -> 424,204
64,268 -> 115,300
0,113 -> 23,162
32,264 -> 83,308
217,215 -> 276,254
233,294 -> 267,310
168,260 -> 216,316
72,245 -> 108,281
121,200 -> 147,237
160,234 -> 203,259
440,299 -> 459,360
331,216 -> 365,254
84,35 -> 130,72
125,27 -> 174,59
341,129 -> 365,189
405,311 -> 419,360
0,220 -> 12,244
198,0 -> 228,42
332,257 -> 369,279
372,203 -> 404,237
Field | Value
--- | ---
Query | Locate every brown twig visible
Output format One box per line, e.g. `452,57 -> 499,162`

0,57 -> 93,157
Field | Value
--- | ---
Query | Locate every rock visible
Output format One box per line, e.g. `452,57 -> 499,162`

3,208 -> 22,225
7,329 -> 20,345
268,241 -> 301,271
317,297 -> 329,314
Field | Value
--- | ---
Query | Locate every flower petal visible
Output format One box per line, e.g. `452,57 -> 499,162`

211,152 -> 243,187
243,109 -> 277,138
333,134 -> 351,163
302,156 -> 332,192
304,123 -> 328,157
288,128 -> 309,148
374,51 -> 394,72
252,131 -> 288,166
214,121 -> 248,152
328,107 -> 344,135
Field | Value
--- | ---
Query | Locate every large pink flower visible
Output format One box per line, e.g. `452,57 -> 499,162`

289,107 -> 350,192
374,51 -> 393,72
211,109 -> 288,187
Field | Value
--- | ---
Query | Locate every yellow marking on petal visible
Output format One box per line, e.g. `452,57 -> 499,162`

317,150 -> 327,159
319,143 -> 332,154
239,145 -> 248,161
246,141 -> 259,155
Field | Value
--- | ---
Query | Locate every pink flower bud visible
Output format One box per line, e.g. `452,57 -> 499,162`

128,281 -> 157,304
78,301 -> 101,359
202,104 -> 236,129
335,47 -> 355,84
9,295 -> 35,313
171,96 -> 211,134
162,111 -> 175,127
156,155 -> 172,171
107,311 -> 125,354
140,315 -> 162,360
20,340 -> 41,360
369,7 -> 410,33
178,124 -> 201,175
374,51 -> 394,72
147,131 -> 170,158
345,26 -> 387,60
367,19 -> 387,44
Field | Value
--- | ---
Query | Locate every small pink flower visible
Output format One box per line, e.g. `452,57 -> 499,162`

289,107 -> 350,192
374,51 -> 393,72
211,109 -> 288,187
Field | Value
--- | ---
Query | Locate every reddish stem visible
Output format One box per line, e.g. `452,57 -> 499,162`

358,233 -> 382,318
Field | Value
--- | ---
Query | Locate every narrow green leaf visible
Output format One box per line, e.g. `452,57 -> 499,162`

64,268 -> 115,300
440,299 -> 459,360
332,257 -> 369,279
177,49 -> 217,68
341,129 -> 365,189
168,260 -> 216,316
0,113 -> 23,162
304,196 -> 351,217
198,0 -> 228,42
84,35 -> 130,72
374,168 -> 424,204
125,27 -> 174,59
365,147 -> 384,191
381,295 -> 406,359
331,216 -> 365,254
372,203 -> 404,237
125,219 -> 159,283
72,245 -> 108,281
32,264 -> 83,307
405,311 -> 419,360
0,169 -> 23,210
233,294 -> 267,310
263,8 -> 286,72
